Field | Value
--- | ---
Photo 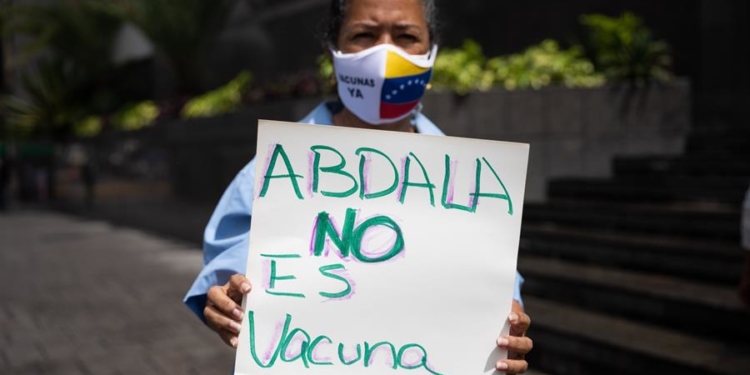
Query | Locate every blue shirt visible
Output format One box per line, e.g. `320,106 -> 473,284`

184,102 -> 525,321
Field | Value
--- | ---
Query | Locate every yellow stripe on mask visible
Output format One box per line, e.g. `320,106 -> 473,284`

385,50 -> 430,78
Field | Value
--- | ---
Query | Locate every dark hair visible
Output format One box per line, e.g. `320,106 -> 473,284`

320,0 -> 439,47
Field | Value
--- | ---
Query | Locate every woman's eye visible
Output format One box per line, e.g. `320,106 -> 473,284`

353,33 -> 374,40
399,34 -> 418,41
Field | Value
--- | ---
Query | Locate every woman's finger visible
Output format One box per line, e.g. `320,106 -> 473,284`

508,310 -> 531,337
207,285 -> 244,321
496,358 -> 528,374
497,335 -> 533,355
217,327 -> 239,349
204,304 -> 243,336
229,274 -> 253,296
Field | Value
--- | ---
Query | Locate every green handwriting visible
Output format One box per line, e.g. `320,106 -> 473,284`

247,311 -> 445,374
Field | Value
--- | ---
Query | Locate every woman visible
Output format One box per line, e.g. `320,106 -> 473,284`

184,0 -> 534,373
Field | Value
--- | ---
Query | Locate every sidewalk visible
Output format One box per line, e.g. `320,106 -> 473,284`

0,210 -> 234,374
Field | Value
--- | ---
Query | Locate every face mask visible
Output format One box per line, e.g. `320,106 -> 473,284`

331,43 -> 438,125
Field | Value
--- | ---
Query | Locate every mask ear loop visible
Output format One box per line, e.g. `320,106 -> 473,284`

426,44 -> 439,63
410,45 -> 438,130
327,44 -> 338,56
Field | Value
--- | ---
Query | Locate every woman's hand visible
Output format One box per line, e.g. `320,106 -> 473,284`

496,300 -> 533,374
204,274 -> 252,348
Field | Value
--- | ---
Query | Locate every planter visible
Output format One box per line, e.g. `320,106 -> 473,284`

90,81 -> 691,203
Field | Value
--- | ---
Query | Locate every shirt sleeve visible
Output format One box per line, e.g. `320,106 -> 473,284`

514,271 -> 525,306
183,159 -> 257,322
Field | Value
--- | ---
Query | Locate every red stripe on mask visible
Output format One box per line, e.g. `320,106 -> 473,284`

380,100 -> 419,119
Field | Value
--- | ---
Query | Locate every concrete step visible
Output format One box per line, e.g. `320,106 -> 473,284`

523,201 -> 741,241
519,256 -> 750,340
547,176 -> 748,205
520,224 -> 742,284
613,155 -> 750,178
685,126 -> 750,156
691,123 -> 750,133
687,139 -> 750,156
525,296 -> 750,375
686,133 -> 750,156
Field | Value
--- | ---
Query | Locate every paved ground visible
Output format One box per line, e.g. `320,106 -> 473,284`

0,210 -> 234,375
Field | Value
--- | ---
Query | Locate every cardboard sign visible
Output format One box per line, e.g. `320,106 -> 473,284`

235,120 -> 529,375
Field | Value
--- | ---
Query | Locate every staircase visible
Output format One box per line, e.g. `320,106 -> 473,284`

521,124 -> 750,375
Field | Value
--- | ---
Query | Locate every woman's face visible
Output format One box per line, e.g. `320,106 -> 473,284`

336,0 -> 430,55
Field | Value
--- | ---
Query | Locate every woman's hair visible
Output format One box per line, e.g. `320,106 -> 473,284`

320,0 -> 439,47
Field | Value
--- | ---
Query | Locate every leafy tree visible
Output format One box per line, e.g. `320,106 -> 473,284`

1,0 -> 240,138
0,1 -> 123,140
103,0 -> 238,96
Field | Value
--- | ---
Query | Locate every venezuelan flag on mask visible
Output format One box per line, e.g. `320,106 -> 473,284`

380,50 -> 433,120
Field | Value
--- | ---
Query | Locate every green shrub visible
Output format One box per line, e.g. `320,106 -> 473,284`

488,40 -> 605,90
580,12 -> 672,84
112,101 -> 159,130
73,116 -> 103,137
70,101 -> 158,137
181,71 -> 252,119
432,39 -> 603,93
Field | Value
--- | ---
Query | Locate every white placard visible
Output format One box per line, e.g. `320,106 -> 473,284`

234,120 -> 529,375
